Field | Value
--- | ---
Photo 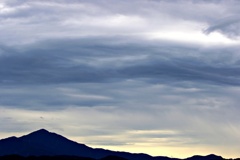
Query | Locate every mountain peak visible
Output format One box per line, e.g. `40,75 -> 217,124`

21,129 -> 52,139
34,129 -> 49,134
25,129 -> 50,136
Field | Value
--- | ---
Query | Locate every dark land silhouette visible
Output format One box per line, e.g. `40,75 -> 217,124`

0,129 -> 236,160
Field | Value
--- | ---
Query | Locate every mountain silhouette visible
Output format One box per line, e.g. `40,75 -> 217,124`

0,129 -> 224,160
186,154 -> 223,160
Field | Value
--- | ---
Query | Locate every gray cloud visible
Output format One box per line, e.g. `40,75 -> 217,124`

0,37 -> 240,86
204,16 -> 240,39
0,0 -> 239,45
1,0 -> 240,158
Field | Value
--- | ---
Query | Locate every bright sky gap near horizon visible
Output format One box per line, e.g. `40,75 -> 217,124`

0,0 -> 240,158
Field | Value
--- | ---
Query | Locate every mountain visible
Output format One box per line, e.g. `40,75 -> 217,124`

0,129 -> 224,160
186,154 -> 223,160
0,129 -> 157,160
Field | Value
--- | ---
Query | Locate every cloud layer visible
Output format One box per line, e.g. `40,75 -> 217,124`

0,0 -> 240,158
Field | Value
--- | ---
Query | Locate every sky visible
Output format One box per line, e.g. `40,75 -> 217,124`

0,0 -> 240,158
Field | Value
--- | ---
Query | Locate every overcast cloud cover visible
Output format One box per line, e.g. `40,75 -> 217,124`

1,0 -> 240,158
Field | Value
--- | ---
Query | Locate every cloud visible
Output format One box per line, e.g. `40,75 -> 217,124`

0,0 -> 239,45
204,16 -> 240,39
1,89 -> 240,157
1,0 -> 240,158
0,37 -> 240,87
